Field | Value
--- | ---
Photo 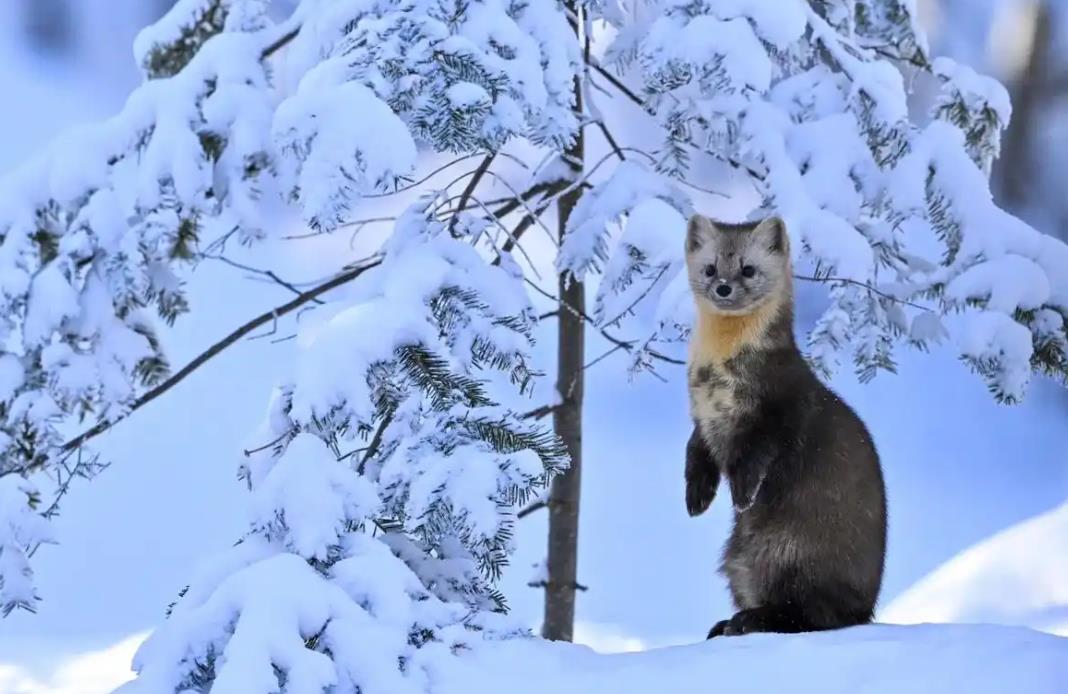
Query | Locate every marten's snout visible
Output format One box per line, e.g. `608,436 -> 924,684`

715,284 -> 733,298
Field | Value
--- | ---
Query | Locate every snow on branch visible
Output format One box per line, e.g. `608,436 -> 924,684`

5,0 -> 1068,662
0,476 -> 53,615
558,161 -> 692,280
588,0 -> 1068,396
0,0 -> 582,614
134,0 -> 271,79
0,8 -> 283,613
122,208 -> 566,691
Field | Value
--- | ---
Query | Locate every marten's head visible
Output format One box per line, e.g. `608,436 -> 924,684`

685,214 -> 790,316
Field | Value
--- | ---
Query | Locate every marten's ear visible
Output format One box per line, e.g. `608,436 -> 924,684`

686,214 -> 714,252
753,216 -> 787,254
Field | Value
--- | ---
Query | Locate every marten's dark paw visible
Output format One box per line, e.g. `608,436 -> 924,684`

706,610 -> 769,638
722,609 -> 766,636
728,463 -> 766,512
686,473 -> 716,516
714,607 -> 803,636
685,430 -> 719,516
706,619 -> 731,639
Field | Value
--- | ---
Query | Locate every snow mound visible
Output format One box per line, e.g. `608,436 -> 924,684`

881,500 -> 1068,636
433,623 -> 1068,694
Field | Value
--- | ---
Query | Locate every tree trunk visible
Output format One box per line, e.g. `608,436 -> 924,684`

995,0 -> 1052,209
541,3 -> 586,643
22,0 -> 73,55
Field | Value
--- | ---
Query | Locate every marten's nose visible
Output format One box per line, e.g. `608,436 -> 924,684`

715,284 -> 732,298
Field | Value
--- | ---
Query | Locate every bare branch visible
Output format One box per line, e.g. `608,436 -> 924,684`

448,153 -> 496,235
594,121 -> 626,162
517,499 -> 548,518
521,403 -> 561,420
243,431 -> 292,458
482,181 -> 561,221
358,410 -> 395,474
41,449 -> 106,518
493,181 -> 571,263
602,265 -> 669,327
794,273 -> 933,312
480,170 -> 559,247
203,253 -> 324,303
364,155 -> 491,200
465,192 -> 544,279
286,216 -> 398,239
364,151 -> 528,200
582,343 -> 627,371
261,25 -> 300,60
528,578 -> 588,591
523,278 -> 685,366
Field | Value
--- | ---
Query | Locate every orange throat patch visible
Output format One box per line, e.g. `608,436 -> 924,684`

689,296 -> 783,365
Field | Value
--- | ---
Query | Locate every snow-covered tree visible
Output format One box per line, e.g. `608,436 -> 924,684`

932,0 -> 1068,246
118,207 -> 567,691
2,0 -> 1068,684
581,0 -> 1068,396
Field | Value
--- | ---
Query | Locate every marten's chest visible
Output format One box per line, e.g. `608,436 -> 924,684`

688,358 -> 759,458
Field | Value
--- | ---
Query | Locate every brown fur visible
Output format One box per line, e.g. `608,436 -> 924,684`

690,294 -> 785,365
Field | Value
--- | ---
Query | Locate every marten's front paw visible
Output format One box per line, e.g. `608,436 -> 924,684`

686,470 -> 716,516
685,429 -> 719,516
728,463 -> 767,512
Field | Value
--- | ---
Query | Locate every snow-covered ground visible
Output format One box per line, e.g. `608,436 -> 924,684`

1,2 -> 1067,693
6,622 -> 1066,694
0,633 -> 146,694
882,499 -> 1068,636
436,623 -> 1068,694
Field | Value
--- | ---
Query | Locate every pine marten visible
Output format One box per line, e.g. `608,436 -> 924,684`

683,214 -> 887,638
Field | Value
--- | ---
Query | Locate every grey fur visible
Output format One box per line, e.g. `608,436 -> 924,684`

685,215 -> 887,639
685,215 -> 787,316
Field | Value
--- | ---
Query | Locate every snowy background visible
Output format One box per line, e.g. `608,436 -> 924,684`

0,0 -> 1067,691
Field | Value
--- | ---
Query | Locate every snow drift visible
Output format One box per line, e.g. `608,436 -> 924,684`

430,623 -> 1067,694
882,499 -> 1068,637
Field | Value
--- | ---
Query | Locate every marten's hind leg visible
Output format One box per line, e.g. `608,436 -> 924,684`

706,605 -> 808,638
706,580 -> 874,639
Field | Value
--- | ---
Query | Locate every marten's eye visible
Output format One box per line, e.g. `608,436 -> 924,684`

703,264 -> 717,278
741,265 -> 757,278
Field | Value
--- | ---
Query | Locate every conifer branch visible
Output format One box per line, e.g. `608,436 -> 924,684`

585,57 -> 765,181
60,256 -> 384,455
